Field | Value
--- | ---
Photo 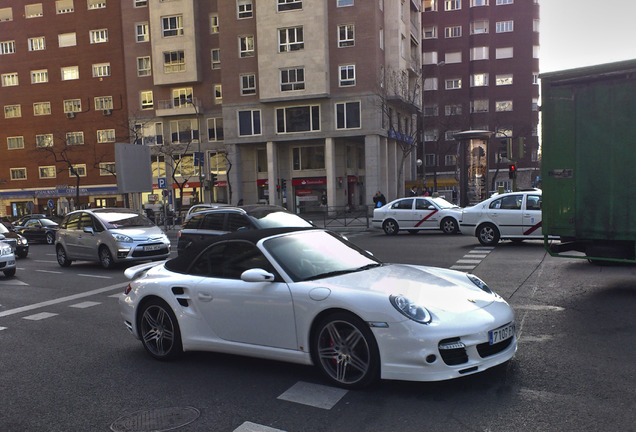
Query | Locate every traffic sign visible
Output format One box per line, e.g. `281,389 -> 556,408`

158,177 -> 167,189
47,199 -> 55,209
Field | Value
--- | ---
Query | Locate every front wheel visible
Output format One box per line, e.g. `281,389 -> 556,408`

56,245 -> 72,267
139,299 -> 183,360
382,219 -> 399,236
45,232 -> 55,245
441,217 -> 459,235
3,268 -> 16,277
311,312 -> 380,389
477,223 -> 500,246
99,246 -> 114,269
16,250 -> 28,259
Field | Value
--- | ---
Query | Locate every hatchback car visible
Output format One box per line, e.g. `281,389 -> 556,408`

55,208 -> 171,269
459,190 -> 546,246
0,240 -> 16,277
373,196 -> 462,235
15,218 -> 59,245
177,205 -> 313,254
0,223 -> 28,258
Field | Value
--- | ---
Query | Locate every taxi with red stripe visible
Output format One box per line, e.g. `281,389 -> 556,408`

373,196 -> 462,235
459,189 -> 546,246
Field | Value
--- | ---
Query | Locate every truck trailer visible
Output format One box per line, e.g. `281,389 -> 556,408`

541,59 -> 636,263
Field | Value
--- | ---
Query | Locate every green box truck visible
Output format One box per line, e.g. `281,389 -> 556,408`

541,59 -> 636,263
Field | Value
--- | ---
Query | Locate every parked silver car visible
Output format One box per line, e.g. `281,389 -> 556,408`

55,208 -> 171,269
0,240 -> 16,277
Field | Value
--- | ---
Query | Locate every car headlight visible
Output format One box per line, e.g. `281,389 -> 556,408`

467,274 -> 493,294
0,245 -> 11,256
19,238 -> 28,245
112,234 -> 133,243
390,295 -> 432,324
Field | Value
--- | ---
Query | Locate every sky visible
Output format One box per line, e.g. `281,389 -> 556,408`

539,0 -> 636,73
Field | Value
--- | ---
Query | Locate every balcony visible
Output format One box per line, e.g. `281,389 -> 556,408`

155,97 -> 200,117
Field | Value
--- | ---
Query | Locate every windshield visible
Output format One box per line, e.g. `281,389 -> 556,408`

0,224 -> 8,234
40,219 -> 58,227
430,197 -> 458,209
96,212 -> 155,229
251,210 -> 313,229
263,230 -> 381,282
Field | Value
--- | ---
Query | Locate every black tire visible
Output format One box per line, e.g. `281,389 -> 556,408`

138,298 -> 183,360
99,246 -> 114,269
56,245 -> 72,267
3,268 -> 16,277
16,251 -> 28,259
408,230 -> 418,235
477,223 -> 500,246
510,238 -> 524,244
382,219 -> 399,236
45,232 -> 55,245
311,312 -> 380,389
441,217 -> 459,235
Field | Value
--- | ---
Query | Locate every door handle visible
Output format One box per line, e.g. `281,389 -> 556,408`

198,292 -> 213,302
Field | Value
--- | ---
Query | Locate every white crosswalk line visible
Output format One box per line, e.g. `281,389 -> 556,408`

277,381 -> 347,410
23,312 -> 58,321
234,422 -> 286,432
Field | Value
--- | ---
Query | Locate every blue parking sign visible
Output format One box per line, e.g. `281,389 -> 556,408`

158,177 -> 167,189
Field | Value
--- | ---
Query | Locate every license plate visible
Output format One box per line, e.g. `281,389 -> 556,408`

489,322 -> 515,345
143,244 -> 162,251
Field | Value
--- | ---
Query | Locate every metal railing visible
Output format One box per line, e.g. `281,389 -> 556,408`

301,205 -> 370,230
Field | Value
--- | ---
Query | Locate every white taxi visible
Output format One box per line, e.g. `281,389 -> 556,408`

373,196 -> 462,235
459,189 -> 544,246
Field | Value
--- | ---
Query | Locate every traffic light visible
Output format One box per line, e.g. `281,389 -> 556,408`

508,164 -> 517,179
209,172 -> 218,187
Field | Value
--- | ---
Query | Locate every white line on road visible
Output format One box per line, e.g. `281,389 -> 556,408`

277,381 -> 347,410
35,260 -> 58,263
36,269 -> 63,274
70,301 -> 101,309
0,283 -> 127,318
23,312 -> 58,321
77,274 -> 112,279
234,422 -> 286,432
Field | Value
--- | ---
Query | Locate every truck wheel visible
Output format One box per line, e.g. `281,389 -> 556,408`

477,223 -> 500,246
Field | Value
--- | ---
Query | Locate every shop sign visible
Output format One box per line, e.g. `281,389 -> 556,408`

295,189 -> 313,195
297,195 -> 318,202
291,177 -> 326,186
256,179 -> 269,186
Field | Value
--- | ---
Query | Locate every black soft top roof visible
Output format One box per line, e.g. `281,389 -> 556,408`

164,226 -> 316,273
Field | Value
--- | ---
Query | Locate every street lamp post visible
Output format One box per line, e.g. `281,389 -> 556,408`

187,97 -> 204,204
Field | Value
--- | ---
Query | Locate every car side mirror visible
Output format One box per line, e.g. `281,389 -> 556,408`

0,234 -> 5,240
83,227 -> 95,235
241,268 -> 275,283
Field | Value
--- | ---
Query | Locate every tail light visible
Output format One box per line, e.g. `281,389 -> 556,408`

124,284 -> 132,295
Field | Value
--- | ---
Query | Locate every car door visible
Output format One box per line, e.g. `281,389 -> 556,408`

59,213 -> 82,257
76,213 -> 103,260
20,219 -> 43,242
485,194 -> 524,237
522,194 -> 543,238
413,198 -> 439,230
386,198 -> 416,228
190,240 -> 297,349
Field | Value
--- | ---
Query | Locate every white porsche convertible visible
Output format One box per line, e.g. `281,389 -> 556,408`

119,228 -> 516,388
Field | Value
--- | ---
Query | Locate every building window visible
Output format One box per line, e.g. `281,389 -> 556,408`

496,20 -> 513,33
94,96 -> 113,110
88,0 -> 106,9
532,98 -> 539,111
240,74 -> 256,95
134,0 -> 147,7
337,0 -> 354,6
211,49 -> 221,69
136,23 -> 149,42
4,105 -> 21,118
237,0 -> 253,19
36,134 -> 54,147
207,117 -> 224,141
445,155 -> 457,166
470,20 -> 488,34
61,66 -> 79,81
162,15 -> 183,37
8,137 -> 25,150
58,33 -> 76,48
471,0 -> 488,5
34,102 -> 51,116
28,36 -> 46,51
2,73 -> 18,87
496,74 -> 513,85
135,122 -> 163,146
25,4 -> 44,18
238,110 -> 261,136
39,166 -> 57,179
137,56 -> 151,76
423,77 -> 438,91
470,46 -> 489,61
97,129 -> 115,143
90,29 -> 108,43
276,105 -> 320,133
533,73 -> 539,85
170,119 -> 198,144
423,26 -> 437,39
172,88 -> 193,107
92,63 -> 111,77
69,164 -> 86,177
496,47 -> 513,59
424,130 -> 438,142
445,26 -> 462,38
140,91 -> 153,109
335,101 -> 361,129
66,132 -> 85,146
10,168 -> 27,180
496,0 -> 513,4
278,0 -> 302,12
445,104 -> 462,116
444,0 -> 460,11
63,99 -> 82,113
533,19 -> 540,32
99,162 -> 116,176
164,51 -> 185,73
495,101 -> 513,112
210,14 -> 219,33
423,105 -> 438,117
0,7 -> 13,22
339,65 -> 355,87
423,51 -> 438,65
338,25 -> 355,48
0,40 -> 14,54
280,67 -> 305,91
424,154 -> 438,167
214,84 -> 222,104
445,78 -> 462,90
239,35 -> 254,58
471,73 -> 489,86
471,99 -> 489,113
445,51 -> 462,64
31,69 -> 48,84
279,26 -> 304,52
292,146 -> 325,170
56,0 -> 74,14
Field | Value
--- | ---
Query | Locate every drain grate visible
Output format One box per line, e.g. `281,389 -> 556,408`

110,406 -> 200,432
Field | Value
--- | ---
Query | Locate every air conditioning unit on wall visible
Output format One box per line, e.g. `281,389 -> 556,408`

103,109 -> 112,116
66,112 -> 75,119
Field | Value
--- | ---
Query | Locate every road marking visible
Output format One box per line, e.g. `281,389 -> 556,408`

455,259 -> 482,264
35,260 -> 58,263
450,247 -> 494,271
70,301 -> 101,309
515,304 -> 565,312
23,312 -> 58,321
0,326 -> 6,331
109,293 -> 121,298
277,381 -> 347,410
0,283 -> 127,318
234,422 -> 286,432
77,274 -> 112,279
36,269 -> 63,274
0,279 -> 28,286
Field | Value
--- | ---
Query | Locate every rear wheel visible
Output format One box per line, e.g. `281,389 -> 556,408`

56,245 -> 72,267
477,223 -> 500,246
441,217 -> 459,234
139,298 -> 183,360
16,250 -> 28,259
382,219 -> 399,236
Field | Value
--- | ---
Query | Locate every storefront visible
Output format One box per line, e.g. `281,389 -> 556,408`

291,177 -> 326,214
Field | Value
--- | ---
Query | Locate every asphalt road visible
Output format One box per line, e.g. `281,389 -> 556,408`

0,230 -> 634,431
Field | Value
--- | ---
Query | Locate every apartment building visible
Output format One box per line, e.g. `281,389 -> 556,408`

0,0 -> 128,217
421,0 -> 540,202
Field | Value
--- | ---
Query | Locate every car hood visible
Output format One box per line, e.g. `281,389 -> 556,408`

109,226 -> 167,240
323,264 -> 497,313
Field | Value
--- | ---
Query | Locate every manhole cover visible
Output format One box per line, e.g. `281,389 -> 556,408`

110,407 -> 200,432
